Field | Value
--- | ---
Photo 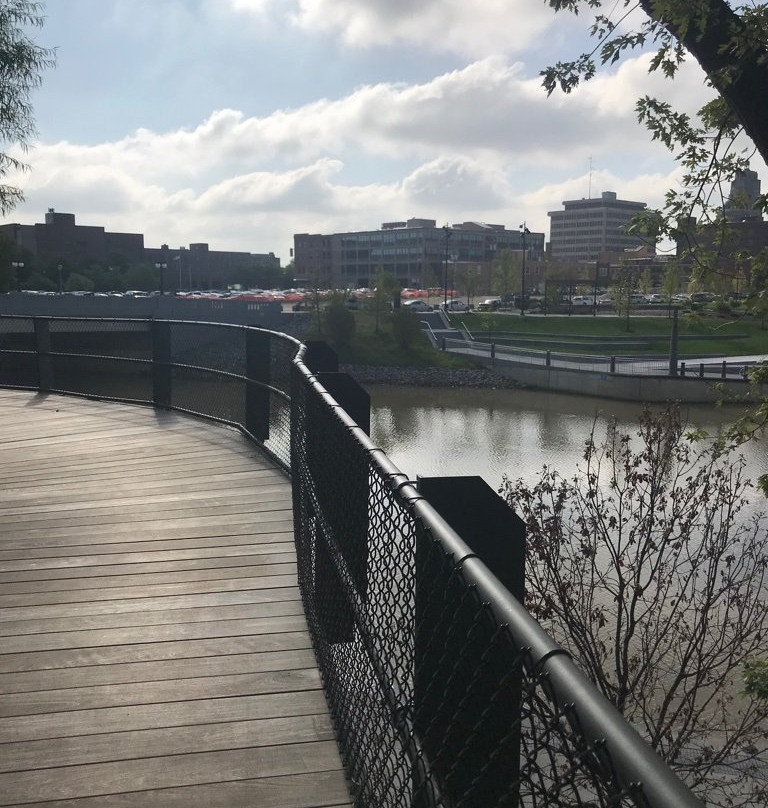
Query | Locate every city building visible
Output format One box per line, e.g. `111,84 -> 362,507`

293,218 -> 545,291
725,168 -> 763,222
548,191 -> 649,263
0,209 -> 145,266
0,210 -> 280,290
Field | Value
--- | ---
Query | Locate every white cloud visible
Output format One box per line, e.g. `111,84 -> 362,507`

229,0 -> 556,58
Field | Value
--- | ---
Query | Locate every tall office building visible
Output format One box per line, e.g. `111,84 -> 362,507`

548,191 -> 648,263
725,168 -> 763,222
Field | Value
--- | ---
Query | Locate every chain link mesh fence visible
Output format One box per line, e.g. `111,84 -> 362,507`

290,350 -> 703,808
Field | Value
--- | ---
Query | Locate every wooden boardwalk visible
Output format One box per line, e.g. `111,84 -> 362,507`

0,391 -> 351,808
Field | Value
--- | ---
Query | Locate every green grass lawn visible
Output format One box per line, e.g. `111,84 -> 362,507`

306,307 -> 768,368
455,311 -> 768,357
308,309 -> 478,368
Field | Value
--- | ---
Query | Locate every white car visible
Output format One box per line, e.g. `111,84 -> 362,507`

441,300 -> 468,312
570,296 -> 593,306
402,299 -> 433,312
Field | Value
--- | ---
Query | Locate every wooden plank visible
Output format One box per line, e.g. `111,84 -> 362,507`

0,740 -> 345,804
0,667 -> 323,717
0,648 -> 318,694
0,632 -> 313,675
0,690 -> 331,742
0,586 -> 301,623
15,771 -> 352,808
0,713 -> 337,772
0,598 -> 306,637
0,573 -> 298,604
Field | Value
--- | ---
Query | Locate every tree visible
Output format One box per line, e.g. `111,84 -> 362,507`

323,293 -> 355,349
500,407 -> 768,806
373,269 -> 400,333
542,0 -> 768,275
64,271 -> 94,292
609,263 -> 635,330
390,308 -> 422,349
492,249 -> 522,301
0,2 -> 55,214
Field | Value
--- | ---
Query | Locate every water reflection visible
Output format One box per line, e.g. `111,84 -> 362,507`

369,386 -> 768,493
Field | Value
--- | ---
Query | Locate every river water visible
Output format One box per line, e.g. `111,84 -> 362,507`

368,385 -> 768,497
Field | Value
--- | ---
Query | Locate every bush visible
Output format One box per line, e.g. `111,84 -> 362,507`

500,407 -> 768,805
390,309 -> 422,349
323,297 -> 355,348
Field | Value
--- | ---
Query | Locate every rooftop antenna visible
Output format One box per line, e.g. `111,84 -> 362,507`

588,156 -> 593,199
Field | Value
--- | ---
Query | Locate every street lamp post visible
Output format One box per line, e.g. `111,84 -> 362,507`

155,262 -> 167,295
11,261 -> 24,292
442,225 -> 452,308
519,223 -> 530,316
57,264 -> 63,295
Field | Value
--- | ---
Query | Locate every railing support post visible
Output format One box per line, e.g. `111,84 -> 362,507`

33,318 -> 53,392
151,321 -> 172,408
303,342 -> 371,644
546,350 -> 551,368
246,329 -> 270,441
610,355 -> 616,373
415,476 -> 526,807
668,306 -> 679,377
722,360 -> 727,379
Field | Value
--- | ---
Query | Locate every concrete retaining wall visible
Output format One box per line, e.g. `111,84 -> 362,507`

481,356 -> 756,403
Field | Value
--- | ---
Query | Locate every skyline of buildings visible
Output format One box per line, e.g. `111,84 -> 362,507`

2,168 -> 765,292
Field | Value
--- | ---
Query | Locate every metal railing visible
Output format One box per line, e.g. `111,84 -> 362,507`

443,335 -> 754,379
0,315 -> 703,808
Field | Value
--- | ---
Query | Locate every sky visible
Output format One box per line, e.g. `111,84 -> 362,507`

2,0 -> 759,266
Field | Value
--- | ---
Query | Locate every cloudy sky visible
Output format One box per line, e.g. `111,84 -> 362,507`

1,0 -> 749,265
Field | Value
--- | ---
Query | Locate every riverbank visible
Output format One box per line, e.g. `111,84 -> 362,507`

341,364 -> 525,389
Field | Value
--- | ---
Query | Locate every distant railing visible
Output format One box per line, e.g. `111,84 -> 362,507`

442,335 -> 754,379
0,315 -> 703,808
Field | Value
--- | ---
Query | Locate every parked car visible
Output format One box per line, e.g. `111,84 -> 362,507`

648,293 -> 665,303
570,296 -> 593,306
476,297 -> 502,312
402,299 -> 433,312
440,300 -> 468,312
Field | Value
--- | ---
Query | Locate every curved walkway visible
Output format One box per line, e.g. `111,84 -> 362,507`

0,391 -> 350,808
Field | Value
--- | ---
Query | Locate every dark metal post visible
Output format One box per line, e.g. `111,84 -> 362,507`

519,223 -> 530,316
303,341 -> 370,644
415,476 -> 526,807
33,318 -> 53,392
610,355 -> 616,373
668,306 -> 679,377
722,360 -> 727,379
442,226 -> 452,308
151,320 -> 172,408
245,329 -> 270,441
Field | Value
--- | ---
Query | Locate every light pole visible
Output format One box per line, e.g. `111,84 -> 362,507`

155,262 -> 167,295
519,223 -> 530,316
11,261 -> 24,292
442,225 -> 452,308
57,264 -> 63,294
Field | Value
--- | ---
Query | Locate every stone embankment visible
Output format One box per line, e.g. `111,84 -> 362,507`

340,365 -> 524,389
